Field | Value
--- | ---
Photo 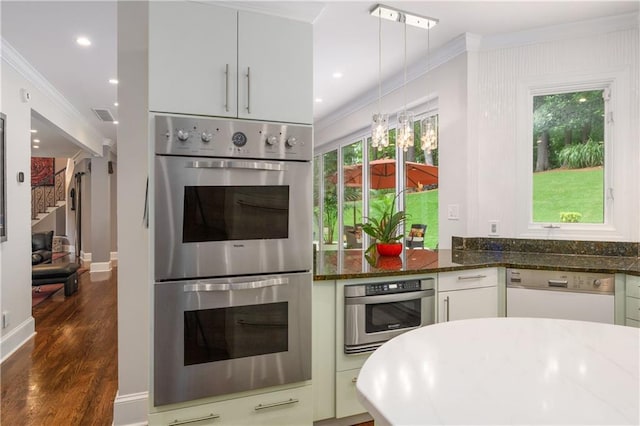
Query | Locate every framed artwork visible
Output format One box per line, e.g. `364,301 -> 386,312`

31,157 -> 55,186
1,112 -> 6,242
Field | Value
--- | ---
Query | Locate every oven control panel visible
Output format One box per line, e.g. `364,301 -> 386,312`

154,114 -> 312,161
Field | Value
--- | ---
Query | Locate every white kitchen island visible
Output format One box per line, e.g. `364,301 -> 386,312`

356,317 -> 639,425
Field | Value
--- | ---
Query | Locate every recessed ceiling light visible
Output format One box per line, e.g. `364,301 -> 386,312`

114,102 -> 119,107
113,121 -> 119,125
76,36 -> 92,47
332,72 -> 343,79
109,78 -> 119,85
32,145 -> 39,149
30,129 -> 38,133
33,139 -> 40,143
315,98 -> 323,103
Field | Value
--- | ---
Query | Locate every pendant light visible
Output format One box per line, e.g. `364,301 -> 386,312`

421,23 -> 438,154
371,7 -> 389,151
397,22 -> 414,153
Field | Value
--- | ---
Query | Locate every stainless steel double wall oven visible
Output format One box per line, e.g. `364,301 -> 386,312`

153,114 -> 312,406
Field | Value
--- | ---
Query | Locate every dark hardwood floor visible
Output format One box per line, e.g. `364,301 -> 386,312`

1,266 -> 118,425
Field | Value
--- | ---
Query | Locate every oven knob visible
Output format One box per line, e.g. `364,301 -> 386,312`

285,137 -> 297,148
177,129 -> 190,142
266,136 -> 278,146
201,132 -> 213,143
593,279 -> 602,287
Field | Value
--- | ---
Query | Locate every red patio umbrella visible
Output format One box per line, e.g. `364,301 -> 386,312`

341,158 -> 438,189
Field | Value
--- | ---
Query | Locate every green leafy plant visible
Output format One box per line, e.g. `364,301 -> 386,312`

557,140 -> 604,169
361,193 -> 408,262
560,212 -> 582,223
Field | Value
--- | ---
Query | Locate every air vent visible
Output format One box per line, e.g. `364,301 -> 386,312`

92,108 -> 115,122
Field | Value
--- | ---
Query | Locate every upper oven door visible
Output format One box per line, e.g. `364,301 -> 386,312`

155,155 -> 312,280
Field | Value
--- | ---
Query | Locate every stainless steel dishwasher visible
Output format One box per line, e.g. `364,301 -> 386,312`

506,268 -> 614,324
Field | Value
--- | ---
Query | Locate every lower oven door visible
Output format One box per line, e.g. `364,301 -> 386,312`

344,288 -> 435,354
153,272 -> 311,406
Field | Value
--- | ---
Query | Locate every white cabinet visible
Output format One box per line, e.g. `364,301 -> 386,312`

149,2 -> 312,124
148,384 -> 312,425
149,1 -> 237,118
237,11 -> 313,123
626,275 -> 640,327
437,268 -> 498,322
335,368 -> 366,419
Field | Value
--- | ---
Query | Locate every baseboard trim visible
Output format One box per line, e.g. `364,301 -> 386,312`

113,391 -> 149,426
1,317 -> 35,363
81,251 -> 92,262
90,261 -> 112,273
110,251 -> 118,261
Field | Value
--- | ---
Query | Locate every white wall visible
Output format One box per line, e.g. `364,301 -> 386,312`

113,2 -> 150,424
469,26 -> 639,240
0,45 -> 103,360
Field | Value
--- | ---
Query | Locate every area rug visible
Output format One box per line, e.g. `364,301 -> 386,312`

32,284 -> 64,307
51,252 -> 69,261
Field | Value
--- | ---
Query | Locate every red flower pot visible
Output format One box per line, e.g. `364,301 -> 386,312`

376,242 -> 402,256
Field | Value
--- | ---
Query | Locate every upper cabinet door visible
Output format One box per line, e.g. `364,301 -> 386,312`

237,11 -> 313,124
149,2 -> 237,117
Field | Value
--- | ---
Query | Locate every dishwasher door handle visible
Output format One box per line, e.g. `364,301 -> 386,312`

548,279 -> 568,288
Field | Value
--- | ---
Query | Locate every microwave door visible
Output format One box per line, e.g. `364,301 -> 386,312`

154,156 -> 312,280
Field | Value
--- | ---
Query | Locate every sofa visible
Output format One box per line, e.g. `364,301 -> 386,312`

32,230 -> 54,265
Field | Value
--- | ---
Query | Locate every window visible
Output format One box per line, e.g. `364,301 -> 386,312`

516,70 -> 632,239
314,109 -> 440,255
532,90 -> 605,225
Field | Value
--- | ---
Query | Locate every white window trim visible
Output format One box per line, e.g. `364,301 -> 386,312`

516,69 -> 631,240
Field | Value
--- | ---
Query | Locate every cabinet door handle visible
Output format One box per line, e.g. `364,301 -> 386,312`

444,296 -> 450,322
351,377 -> 358,383
246,67 -> 251,114
224,63 -> 229,112
169,413 -> 220,425
255,398 -> 299,411
458,274 -> 486,280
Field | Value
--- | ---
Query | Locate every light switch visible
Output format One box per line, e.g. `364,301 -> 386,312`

447,204 -> 459,220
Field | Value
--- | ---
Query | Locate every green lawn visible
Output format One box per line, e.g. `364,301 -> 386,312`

533,167 -> 603,223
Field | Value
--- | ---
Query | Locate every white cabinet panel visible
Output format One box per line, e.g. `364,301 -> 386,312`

626,296 -> 640,321
149,1 -> 237,117
438,286 -> 498,322
312,281 -> 336,421
626,275 -> 640,298
626,318 -> 640,328
148,385 -> 312,425
238,10 -> 313,124
335,368 -> 366,419
438,268 -> 498,291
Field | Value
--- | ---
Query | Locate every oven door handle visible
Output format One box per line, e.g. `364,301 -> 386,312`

183,277 -> 288,292
186,160 -> 286,171
344,289 -> 434,305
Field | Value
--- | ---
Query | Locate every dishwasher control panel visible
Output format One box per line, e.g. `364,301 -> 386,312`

507,269 -> 614,294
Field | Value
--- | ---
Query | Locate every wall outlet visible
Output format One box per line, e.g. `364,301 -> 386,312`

489,220 -> 499,236
2,311 -> 10,329
447,204 -> 460,220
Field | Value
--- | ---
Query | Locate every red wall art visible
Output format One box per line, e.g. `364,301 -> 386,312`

31,157 -> 55,186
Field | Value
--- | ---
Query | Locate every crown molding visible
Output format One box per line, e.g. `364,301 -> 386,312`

481,11 -> 638,51
1,38 -> 104,145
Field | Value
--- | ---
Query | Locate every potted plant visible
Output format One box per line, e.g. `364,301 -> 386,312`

361,193 -> 408,260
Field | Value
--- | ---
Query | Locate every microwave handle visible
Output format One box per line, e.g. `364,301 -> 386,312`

344,289 -> 434,305
187,160 -> 286,171
184,277 -> 288,292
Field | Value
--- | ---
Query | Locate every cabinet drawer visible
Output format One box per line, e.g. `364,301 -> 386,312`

149,385 -> 312,426
626,296 -> 640,321
335,368 -> 366,419
626,275 -> 640,298
438,268 -> 498,291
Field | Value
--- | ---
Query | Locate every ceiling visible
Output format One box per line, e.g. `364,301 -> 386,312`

1,1 -> 638,157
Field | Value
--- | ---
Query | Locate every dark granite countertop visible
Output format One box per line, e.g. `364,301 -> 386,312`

313,249 -> 640,280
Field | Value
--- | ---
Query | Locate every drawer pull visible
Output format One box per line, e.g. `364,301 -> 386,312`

458,274 -> 487,280
351,377 -> 358,383
169,413 -> 220,425
255,398 -> 299,411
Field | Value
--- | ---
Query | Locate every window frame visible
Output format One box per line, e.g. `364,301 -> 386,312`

516,70 -> 630,239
